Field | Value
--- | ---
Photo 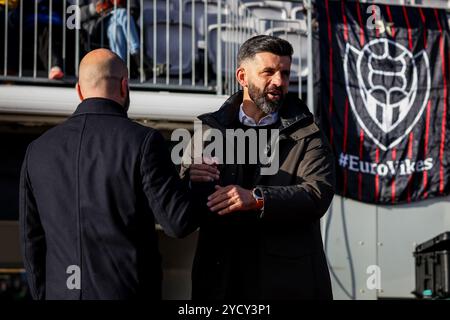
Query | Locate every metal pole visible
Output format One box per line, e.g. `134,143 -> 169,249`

153,0 -> 156,84
33,0 -> 38,78
191,0 -> 195,85
4,0 -> 8,76
231,1 -> 235,94
75,0 -> 80,77
19,0 -> 23,77
127,0 -> 131,76
225,12 -> 229,96
100,14 -> 104,47
204,0 -> 208,87
298,29 -> 302,100
114,0 -> 117,51
166,0 -> 170,85
48,0 -> 53,76
179,0 -> 182,85
216,0 -> 222,95
306,0 -> 313,113
140,0 -> 144,82
63,0 -> 66,74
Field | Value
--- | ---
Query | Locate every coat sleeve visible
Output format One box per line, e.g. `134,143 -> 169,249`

140,130 -> 199,238
257,130 -> 336,224
19,143 -> 46,300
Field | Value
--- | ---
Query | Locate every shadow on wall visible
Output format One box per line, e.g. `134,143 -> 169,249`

159,229 -> 198,300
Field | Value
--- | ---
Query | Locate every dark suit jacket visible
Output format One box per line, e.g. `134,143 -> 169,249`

19,98 -> 198,300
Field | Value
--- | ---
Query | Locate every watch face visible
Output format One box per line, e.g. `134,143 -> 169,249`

253,188 -> 263,199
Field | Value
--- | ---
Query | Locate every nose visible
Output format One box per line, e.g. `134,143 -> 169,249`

271,72 -> 283,87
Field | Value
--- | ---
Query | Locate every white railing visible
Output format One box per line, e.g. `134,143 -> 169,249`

0,0 -> 309,96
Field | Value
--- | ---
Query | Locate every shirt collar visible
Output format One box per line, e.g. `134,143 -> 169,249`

238,104 -> 279,127
72,97 -> 128,117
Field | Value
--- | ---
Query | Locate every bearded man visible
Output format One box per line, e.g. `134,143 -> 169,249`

181,35 -> 336,300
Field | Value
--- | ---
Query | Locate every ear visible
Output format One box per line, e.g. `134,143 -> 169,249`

76,82 -> 84,101
120,77 -> 128,98
236,66 -> 247,88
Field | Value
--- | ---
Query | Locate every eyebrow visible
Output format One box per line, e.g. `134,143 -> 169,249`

261,67 -> 276,73
261,67 -> 290,75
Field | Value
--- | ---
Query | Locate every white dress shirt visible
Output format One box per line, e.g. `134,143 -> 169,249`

239,104 -> 279,127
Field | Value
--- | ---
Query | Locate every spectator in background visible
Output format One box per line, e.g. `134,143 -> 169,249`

80,0 -> 159,79
0,0 -> 18,9
97,0 -> 139,61
20,0 -> 65,79
0,0 -> 19,75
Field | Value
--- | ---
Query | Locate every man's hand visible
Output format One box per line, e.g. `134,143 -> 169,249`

189,157 -> 220,182
207,185 -> 257,215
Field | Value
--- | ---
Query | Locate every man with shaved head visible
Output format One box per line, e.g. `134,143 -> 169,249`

76,49 -> 130,112
77,49 -> 130,108
19,49 -> 199,299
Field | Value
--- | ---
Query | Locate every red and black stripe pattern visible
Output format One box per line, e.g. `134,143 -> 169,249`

316,1 -> 450,204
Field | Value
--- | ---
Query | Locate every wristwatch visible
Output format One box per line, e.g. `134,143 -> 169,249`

252,187 -> 264,210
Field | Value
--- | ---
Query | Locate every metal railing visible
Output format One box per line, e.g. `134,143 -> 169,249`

0,0 -> 309,96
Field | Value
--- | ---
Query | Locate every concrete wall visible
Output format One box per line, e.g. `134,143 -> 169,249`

324,194 -> 450,299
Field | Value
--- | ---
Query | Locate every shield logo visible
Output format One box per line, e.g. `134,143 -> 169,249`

344,38 -> 430,151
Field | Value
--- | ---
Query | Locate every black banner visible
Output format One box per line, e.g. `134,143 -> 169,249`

316,1 -> 450,204
316,0 -> 450,204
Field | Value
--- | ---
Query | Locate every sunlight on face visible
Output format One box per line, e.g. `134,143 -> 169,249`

244,52 -> 291,114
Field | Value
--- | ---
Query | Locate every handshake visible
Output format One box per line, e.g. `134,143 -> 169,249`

189,157 -> 264,216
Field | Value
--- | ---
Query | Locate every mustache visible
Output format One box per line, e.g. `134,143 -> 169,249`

264,86 -> 283,95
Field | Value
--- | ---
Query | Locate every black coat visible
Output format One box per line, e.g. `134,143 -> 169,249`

19,98 -> 198,300
181,91 -> 335,300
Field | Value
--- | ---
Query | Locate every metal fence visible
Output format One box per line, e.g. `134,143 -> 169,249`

0,0 -> 310,96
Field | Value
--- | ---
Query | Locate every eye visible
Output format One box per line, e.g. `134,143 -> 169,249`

262,69 -> 274,75
282,70 -> 291,78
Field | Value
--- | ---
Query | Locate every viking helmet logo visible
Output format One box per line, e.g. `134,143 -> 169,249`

344,38 -> 430,150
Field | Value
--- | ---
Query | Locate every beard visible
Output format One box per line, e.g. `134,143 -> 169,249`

247,82 -> 285,114
123,87 -> 130,112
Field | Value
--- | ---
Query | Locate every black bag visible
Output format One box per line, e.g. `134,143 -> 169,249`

413,232 -> 450,299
